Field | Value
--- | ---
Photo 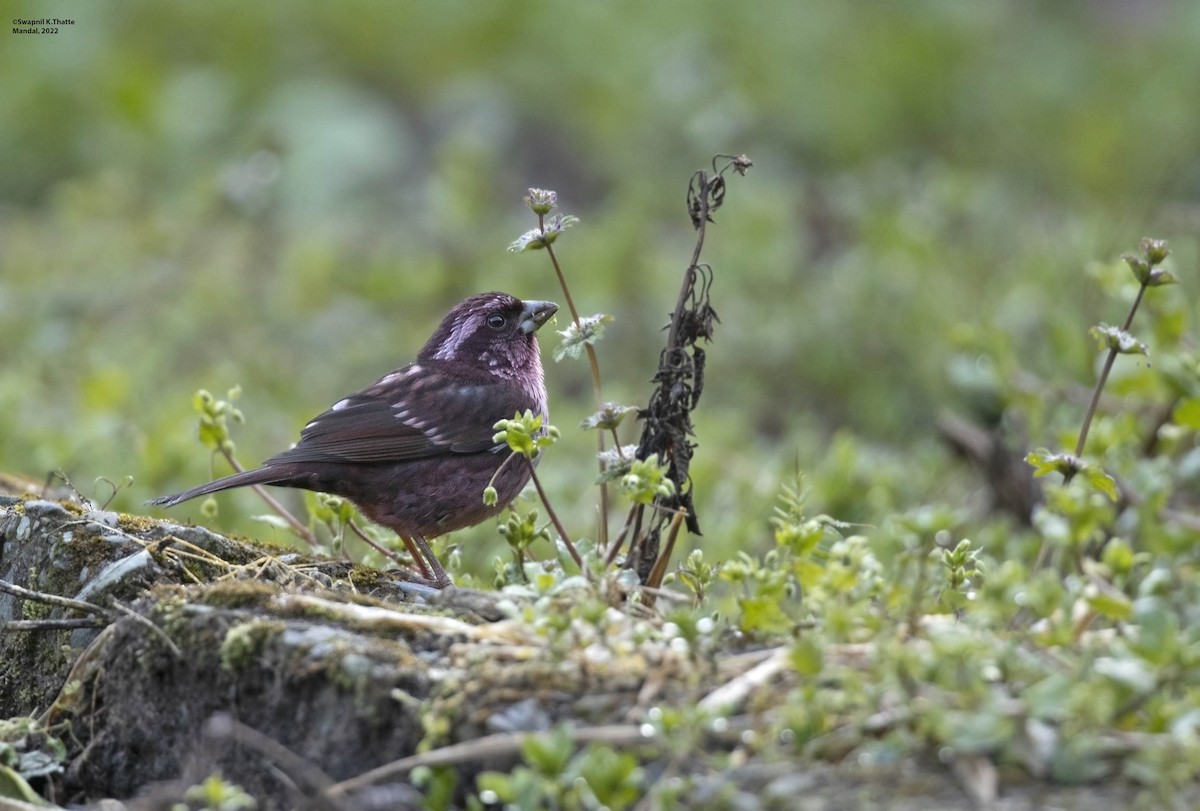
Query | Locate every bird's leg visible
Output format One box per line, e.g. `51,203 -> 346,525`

397,535 -> 433,581
348,520 -> 433,580
410,533 -> 452,588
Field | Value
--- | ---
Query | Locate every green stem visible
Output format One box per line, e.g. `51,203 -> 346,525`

220,447 -> 318,547
1068,282 -> 1148,479
526,457 -> 586,573
609,428 -> 626,459
540,215 -> 610,549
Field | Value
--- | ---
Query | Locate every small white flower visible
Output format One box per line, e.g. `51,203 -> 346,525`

506,214 -> 580,252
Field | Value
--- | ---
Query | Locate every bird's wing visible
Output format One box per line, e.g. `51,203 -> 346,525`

263,365 -> 526,466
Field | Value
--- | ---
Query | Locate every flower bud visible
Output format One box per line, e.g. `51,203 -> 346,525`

523,188 -> 558,215
1140,237 -> 1169,265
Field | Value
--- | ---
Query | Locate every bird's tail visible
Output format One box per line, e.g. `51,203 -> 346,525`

147,466 -> 289,508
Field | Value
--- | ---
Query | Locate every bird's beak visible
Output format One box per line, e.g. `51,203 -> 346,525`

519,300 -> 559,334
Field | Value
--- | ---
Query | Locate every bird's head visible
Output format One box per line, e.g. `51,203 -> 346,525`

419,292 -> 559,378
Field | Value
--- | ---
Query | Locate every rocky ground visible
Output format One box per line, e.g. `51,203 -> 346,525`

0,482 -> 1190,810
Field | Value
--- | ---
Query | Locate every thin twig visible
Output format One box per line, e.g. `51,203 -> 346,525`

204,713 -> 347,811
347,519 -> 426,577
220,447 -> 318,547
1069,282 -> 1148,478
605,504 -> 639,568
526,458 -> 586,574
112,600 -> 183,659
644,508 -> 687,595
698,647 -> 789,713
3,618 -> 108,631
543,230 -> 610,550
0,578 -> 112,618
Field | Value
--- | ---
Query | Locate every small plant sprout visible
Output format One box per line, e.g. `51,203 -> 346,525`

674,548 -> 720,606
939,538 -> 983,612
492,410 -> 585,573
497,508 -> 552,582
506,161 -> 750,587
1026,237 -> 1175,495
508,188 -> 614,548
554,314 -> 614,362
507,213 -> 580,253
194,386 -> 244,457
581,402 -> 638,464
619,454 -> 675,506
189,387 -> 317,547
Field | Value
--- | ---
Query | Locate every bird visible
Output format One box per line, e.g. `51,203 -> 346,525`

150,292 -> 559,587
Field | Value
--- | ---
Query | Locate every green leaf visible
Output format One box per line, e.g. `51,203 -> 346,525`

520,727 -> 574,776
197,416 -> 223,450
618,454 -> 675,505
1081,465 -> 1118,501
1093,656 -> 1155,694
1086,589 -> 1132,621
0,764 -> 45,804
1145,268 -> 1177,286
1024,673 -> 1072,721
1129,604 -> 1179,666
475,771 -> 514,803
1173,398 -> 1200,430
1100,538 -> 1134,575
1050,736 -> 1109,784
492,411 -> 554,458
1123,254 -> 1152,284
939,709 -> 1013,754
738,595 -> 794,635
1025,449 -> 1082,479
789,636 -> 824,677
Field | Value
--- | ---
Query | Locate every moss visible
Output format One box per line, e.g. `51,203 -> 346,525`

56,530 -> 121,578
115,513 -> 158,534
220,619 -> 286,671
20,598 -> 51,621
192,580 -> 280,611
149,587 -> 191,636
57,500 -> 86,517
346,564 -> 387,590
239,534 -> 297,556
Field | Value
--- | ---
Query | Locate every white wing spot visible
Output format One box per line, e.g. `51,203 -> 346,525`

331,398 -> 351,411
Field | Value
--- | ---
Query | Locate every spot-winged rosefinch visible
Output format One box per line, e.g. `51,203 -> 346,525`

150,292 -> 558,587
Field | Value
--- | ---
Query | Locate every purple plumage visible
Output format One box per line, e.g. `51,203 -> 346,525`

150,292 -> 558,586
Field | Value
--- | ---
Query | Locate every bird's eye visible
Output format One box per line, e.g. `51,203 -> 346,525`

487,313 -> 507,331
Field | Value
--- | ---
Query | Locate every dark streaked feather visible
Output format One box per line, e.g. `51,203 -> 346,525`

262,360 -> 532,466
147,466 -> 293,507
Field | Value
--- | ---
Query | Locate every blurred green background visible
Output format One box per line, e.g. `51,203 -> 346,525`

2,1 -> 1198,573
